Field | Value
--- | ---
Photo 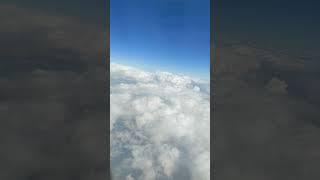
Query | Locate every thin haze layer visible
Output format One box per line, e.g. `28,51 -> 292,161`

110,63 -> 210,180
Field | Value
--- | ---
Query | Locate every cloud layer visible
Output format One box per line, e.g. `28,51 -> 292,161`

110,64 -> 210,180
213,41 -> 320,179
0,3 -> 108,180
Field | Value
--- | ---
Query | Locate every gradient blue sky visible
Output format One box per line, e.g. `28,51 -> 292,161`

110,0 -> 210,80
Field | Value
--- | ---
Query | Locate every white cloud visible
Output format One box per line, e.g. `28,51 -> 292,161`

110,63 -> 210,180
126,174 -> 135,180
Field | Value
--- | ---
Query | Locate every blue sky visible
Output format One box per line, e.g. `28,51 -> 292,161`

110,0 -> 210,80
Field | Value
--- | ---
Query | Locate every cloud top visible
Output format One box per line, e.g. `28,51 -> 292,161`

110,63 -> 210,180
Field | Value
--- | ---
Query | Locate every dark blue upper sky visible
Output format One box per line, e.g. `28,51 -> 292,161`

110,0 -> 210,79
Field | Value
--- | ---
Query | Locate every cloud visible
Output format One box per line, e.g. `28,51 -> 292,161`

110,63 -> 210,180
265,77 -> 288,95
0,67 -> 108,180
0,3 -> 108,180
213,41 -> 320,179
0,3 -> 105,70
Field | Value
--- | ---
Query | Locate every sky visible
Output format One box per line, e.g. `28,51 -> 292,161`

110,0 -> 210,80
215,0 -> 320,55
0,0 -> 105,22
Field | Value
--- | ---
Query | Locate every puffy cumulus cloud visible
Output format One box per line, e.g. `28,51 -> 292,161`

110,63 -> 210,180
265,77 -> 288,95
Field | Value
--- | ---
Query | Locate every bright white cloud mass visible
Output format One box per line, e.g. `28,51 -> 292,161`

110,63 -> 210,180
